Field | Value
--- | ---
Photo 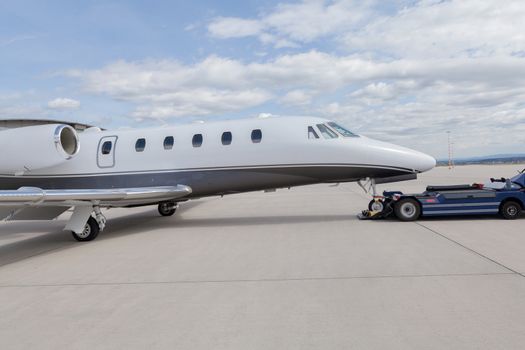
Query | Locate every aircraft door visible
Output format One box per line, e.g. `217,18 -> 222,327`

97,136 -> 118,168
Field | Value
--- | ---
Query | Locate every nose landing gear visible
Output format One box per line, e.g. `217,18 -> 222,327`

357,177 -> 392,220
360,198 -> 393,220
368,198 -> 385,212
357,173 -> 420,220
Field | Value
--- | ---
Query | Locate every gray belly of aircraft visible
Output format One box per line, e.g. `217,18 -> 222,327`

0,164 -> 412,197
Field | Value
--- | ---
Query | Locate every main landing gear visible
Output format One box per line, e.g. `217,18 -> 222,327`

72,216 -> 100,242
158,201 -> 178,216
68,201 -> 179,242
70,206 -> 107,242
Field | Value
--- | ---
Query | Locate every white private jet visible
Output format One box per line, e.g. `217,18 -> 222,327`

0,117 -> 435,241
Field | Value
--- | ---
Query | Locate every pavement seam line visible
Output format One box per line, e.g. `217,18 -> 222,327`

415,222 -> 525,278
0,272 -> 515,289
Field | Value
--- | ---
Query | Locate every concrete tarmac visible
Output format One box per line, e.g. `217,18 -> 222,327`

1,164 -> 525,349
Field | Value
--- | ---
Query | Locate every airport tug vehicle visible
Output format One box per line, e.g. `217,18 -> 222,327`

359,170 -> 525,221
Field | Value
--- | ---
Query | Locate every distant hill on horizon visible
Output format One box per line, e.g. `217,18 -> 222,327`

437,154 -> 525,166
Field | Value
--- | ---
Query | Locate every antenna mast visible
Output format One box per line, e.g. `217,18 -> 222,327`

447,131 -> 454,169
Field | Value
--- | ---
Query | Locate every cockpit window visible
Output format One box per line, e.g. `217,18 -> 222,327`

308,126 -> 319,139
316,124 -> 338,139
327,122 -> 358,137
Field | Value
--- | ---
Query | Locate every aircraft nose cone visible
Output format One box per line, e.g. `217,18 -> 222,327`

412,151 -> 436,173
359,137 -> 436,174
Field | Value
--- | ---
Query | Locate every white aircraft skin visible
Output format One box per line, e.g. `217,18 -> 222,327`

0,116 -> 435,241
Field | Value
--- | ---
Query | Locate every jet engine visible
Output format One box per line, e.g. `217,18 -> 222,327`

0,124 -> 80,174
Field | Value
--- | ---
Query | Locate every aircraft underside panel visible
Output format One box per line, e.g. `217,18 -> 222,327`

0,164 -> 413,197
5,206 -> 70,221
0,207 -> 21,221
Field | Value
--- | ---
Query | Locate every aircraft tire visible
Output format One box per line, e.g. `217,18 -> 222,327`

71,216 -> 100,242
368,200 -> 385,212
158,202 -> 177,216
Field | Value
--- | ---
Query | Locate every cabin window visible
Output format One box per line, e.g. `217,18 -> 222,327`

316,124 -> 338,139
251,129 -> 262,143
308,126 -> 319,139
327,122 -> 358,137
222,131 -> 232,145
101,141 -> 112,155
135,138 -> 146,152
164,136 -> 174,150
192,134 -> 203,147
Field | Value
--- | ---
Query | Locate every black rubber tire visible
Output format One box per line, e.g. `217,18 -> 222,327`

158,202 -> 177,216
71,216 -> 100,242
368,200 -> 384,212
394,198 -> 421,221
500,201 -> 521,220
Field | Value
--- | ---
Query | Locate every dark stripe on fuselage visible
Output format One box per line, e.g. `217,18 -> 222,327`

0,165 -> 412,198
0,163 -> 414,178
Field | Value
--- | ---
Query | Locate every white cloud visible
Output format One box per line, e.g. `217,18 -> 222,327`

200,0 -> 525,156
66,0 -> 525,156
344,0 -> 525,59
208,0 -> 525,58
0,92 -> 49,119
208,0 -> 373,48
0,105 -> 48,118
262,0 -> 372,42
68,52 -> 525,127
67,58 -> 276,119
3,0 -> 524,158
208,17 -> 264,38
319,78 -> 525,156
132,89 -> 272,119
47,98 -> 80,110
351,82 -> 398,102
280,89 -> 315,106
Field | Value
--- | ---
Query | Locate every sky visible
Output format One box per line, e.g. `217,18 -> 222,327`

1,0 -> 525,158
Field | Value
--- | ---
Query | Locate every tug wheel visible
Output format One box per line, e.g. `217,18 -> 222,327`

394,198 -> 421,221
368,200 -> 384,212
500,201 -> 521,220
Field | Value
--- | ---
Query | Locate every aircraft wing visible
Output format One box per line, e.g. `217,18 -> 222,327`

0,185 -> 192,221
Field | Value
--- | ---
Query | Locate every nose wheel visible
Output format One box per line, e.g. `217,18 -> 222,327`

368,199 -> 385,212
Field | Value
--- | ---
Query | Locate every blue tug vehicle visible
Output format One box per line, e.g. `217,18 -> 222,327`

362,170 -> 525,221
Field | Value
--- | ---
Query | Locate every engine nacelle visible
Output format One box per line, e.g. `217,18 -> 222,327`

0,124 -> 79,175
